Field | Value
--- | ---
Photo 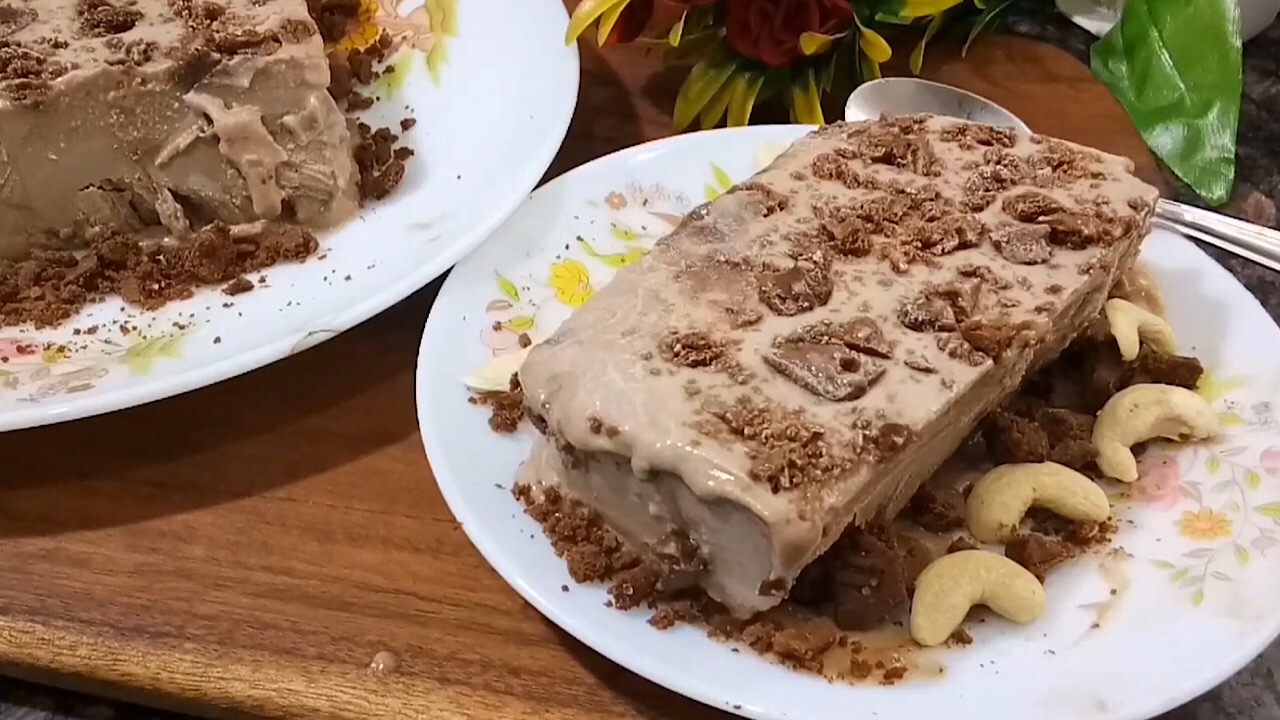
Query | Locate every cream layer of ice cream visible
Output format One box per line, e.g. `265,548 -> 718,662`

518,116 -> 1159,617
0,0 -> 359,259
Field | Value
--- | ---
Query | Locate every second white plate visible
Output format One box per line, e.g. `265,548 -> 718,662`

0,0 -> 578,432
418,126 -> 1280,720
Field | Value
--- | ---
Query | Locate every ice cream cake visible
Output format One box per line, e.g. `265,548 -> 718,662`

0,0 -> 360,259
516,116 -> 1160,618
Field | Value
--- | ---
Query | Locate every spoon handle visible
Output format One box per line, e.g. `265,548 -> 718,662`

1155,199 -> 1280,275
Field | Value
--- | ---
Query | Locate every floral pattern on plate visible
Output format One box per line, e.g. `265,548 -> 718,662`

0,0 -> 576,433
335,0 -> 458,84
479,158 -> 783,355
472,138 -> 1280,621
0,332 -> 187,404
480,180 -> 693,355
1127,373 -> 1280,607
422,125 -> 1280,720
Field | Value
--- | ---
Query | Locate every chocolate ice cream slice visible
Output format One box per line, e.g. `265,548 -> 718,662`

0,0 -> 360,259
517,116 -> 1158,617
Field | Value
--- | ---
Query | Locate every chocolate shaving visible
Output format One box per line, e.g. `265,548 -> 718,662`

77,0 -> 143,37
704,396 -> 854,492
0,6 -> 37,38
991,223 -> 1052,265
757,252 -> 833,317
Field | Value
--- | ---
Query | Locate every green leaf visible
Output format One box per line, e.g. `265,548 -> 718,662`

1246,469 -> 1262,489
565,0 -> 631,44
857,25 -> 893,64
711,164 -> 733,190
790,67 -> 825,125
496,272 -> 520,302
666,30 -> 719,63
700,81 -> 734,130
1236,544 -> 1250,566
703,183 -> 720,203
425,41 -> 447,84
874,12 -> 915,24
818,51 -> 837,92
1207,455 -> 1221,474
963,0 -> 1014,56
679,5 -> 717,38
1150,559 -> 1175,569
858,48 -> 883,82
1170,567 -> 1190,582
1090,0 -> 1242,206
726,71 -> 765,127
503,315 -> 535,332
427,0 -> 457,36
1255,502 -> 1280,519
799,31 -> 844,56
1219,412 -> 1246,426
673,52 -> 737,131
668,11 -> 687,46
896,0 -> 964,18
1191,587 -> 1205,606
596,0 -> 630,46
910,12 -> 948,75
124,334 -> 184,375
610,226 -> 639,242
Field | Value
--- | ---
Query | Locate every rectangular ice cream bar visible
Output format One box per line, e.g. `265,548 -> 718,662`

517,116 -> 1159,617
0,0 -> 359,259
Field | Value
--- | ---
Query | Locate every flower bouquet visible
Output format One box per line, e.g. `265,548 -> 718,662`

565,0 -> 999,130
566,0 -> 1246,206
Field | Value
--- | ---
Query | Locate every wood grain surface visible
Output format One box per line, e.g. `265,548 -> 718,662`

0,25 -> 1165,720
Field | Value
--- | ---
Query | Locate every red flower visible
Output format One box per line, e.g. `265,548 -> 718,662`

607,0 -> 719,44
724,0 -> 855,67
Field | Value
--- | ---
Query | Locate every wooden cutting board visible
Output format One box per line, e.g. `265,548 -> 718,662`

0,27 -> 1163,720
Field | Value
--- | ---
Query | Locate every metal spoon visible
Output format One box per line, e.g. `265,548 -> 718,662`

844,77 -> 1280,274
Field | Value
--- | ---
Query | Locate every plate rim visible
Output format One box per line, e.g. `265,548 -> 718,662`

417,125 -> 1280,720
0,0 -> 580,433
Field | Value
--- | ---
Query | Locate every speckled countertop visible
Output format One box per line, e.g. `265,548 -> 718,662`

3,9 -> 1279,720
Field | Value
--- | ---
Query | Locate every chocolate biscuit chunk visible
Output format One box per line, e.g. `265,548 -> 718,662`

984,410 -> 1050,463
1005,533 -> 1076,580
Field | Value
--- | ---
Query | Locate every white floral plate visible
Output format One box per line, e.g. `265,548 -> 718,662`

0,0 -> 577,432
417,126 -> 1280,720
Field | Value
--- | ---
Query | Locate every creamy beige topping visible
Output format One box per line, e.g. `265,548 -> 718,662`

0,0 -> 359,258
517,116 -> 1160,617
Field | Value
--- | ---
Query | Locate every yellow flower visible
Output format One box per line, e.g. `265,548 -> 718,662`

1176,508 -> 1233,541
42,345 -> 68,363
549,259 -> 594,308
336,0 -> 383,51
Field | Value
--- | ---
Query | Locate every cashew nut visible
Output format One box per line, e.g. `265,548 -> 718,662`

910,550 -> 1046,647
966,462 -> 1111,544
1104,298 -> 1177,361
1093,383 -> 1220,482
463,345 -> 533,393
